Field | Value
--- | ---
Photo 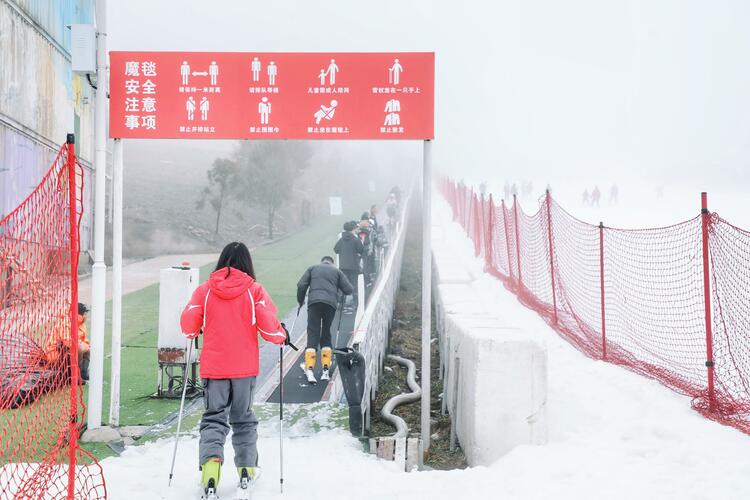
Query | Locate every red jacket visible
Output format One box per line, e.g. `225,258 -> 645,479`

180,267 -> 286,379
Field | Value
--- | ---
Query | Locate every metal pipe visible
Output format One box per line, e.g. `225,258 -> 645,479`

109,138 -> 123,426
420,140 -> 432,456
88,0 -> 108,431
381,355 -> 422,438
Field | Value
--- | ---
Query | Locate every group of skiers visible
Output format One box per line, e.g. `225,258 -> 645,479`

178,193 -> 398,499
582,185 -> 619,207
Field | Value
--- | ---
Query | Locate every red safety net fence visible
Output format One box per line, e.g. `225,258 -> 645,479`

440,177 -> 750,434
0,137 -> 106,499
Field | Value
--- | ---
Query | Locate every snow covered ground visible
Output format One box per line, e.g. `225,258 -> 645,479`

101,194 -> 750,500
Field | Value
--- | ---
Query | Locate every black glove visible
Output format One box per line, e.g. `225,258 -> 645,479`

281,323 -> 291,344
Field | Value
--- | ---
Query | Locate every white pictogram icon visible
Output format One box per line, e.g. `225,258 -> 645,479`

180,61 -> 190,85
326,59 -> 339,85
384,98 -> 401,126
268,61 -> 277,86
251,57 -> 262,82
209,61 -> 219,85
186,96 -> 196,121
389,59 -> 404,85
314,99 -> 338,124
318,69 -> 327,86
258,97 -> 271,124
199,97 -> 210,120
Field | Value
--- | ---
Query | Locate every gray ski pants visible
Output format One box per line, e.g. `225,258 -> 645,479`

199,376 -> 258,468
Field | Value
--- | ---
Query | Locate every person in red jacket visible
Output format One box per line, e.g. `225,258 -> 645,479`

181,242 -> 288,499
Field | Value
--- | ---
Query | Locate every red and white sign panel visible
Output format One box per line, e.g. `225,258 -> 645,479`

109,52 -> 434,140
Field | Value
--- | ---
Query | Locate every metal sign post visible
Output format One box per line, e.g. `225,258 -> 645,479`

420,140 -> 433,457
88,0 -> 108,431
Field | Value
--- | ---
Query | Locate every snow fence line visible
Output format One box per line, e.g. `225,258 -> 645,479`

432,219 -> 549,466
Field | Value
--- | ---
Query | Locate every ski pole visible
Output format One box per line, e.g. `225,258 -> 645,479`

280,305 -> 301,494
334,294 -> 345,349
168,339 -> 194,486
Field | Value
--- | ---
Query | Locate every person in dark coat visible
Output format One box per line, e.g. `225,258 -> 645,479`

297,256 -> 353,382
334,220 -> 365,305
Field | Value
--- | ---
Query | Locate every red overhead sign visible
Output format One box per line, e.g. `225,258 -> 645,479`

109,52 -> 434,140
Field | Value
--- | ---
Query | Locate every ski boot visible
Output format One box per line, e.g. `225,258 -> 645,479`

302,348 -> 317,384
320,347 -> 332,381
235,467 -> 260,500
201,458 -> 221,500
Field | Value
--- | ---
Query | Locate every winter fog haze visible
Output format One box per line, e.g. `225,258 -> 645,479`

109,0 -> 750,225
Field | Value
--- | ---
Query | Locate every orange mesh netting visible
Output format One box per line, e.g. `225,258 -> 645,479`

440,177 -> 750,434
0,139 -> 106,499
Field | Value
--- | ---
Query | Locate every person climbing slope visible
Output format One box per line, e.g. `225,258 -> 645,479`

297,256 -> 353,384
181,242 -> 289,500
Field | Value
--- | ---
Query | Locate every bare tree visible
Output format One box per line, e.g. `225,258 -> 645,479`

232,141 -> 310,240
197,158 -> 238,235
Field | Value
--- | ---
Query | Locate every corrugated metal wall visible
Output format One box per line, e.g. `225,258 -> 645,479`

0,0 -> 95,250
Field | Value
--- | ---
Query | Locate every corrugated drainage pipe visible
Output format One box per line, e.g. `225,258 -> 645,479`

381,354 -> 422,438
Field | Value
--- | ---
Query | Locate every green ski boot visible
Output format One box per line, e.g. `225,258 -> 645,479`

200,459 -> 221,500
236,467 -> 259,499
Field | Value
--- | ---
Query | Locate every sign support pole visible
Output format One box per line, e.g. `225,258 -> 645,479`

420,139 -> 432,460
88,0 -> 108,431
109,138 -> 123,427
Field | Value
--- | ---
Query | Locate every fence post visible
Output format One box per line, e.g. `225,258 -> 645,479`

66,133 -> 79,499
700,192 -> 715,411
545,190 -> 557,324
599,222 -> 607,360
485,194 -> 495,270
473,192 -> 482,257
501,199 -> 514,282
513,194 -> 523,294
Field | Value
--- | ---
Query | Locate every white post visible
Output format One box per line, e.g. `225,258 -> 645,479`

88,0 -> 108,430
420,140 -> 432,458
109,138 -> 123,427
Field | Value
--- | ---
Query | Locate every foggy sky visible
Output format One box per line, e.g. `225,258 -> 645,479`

108,0 -> 750,188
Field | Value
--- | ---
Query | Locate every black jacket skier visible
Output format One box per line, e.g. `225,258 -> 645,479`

297,258 -> 354,310
297,256 -> 354,383
334,222 -> 365,272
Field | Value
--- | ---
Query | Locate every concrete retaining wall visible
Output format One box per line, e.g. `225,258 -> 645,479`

433,217 -> 548,466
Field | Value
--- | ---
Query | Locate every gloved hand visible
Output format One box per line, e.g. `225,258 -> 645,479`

281,323 -> 291,344
184,331 -> 199,340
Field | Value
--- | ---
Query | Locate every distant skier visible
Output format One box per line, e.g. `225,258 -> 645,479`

582,189 -> 590,206
297,256 -> 353,384
358,213 -> 376,285
180,242 -> 289,500
609,184 -> 619,205
385,193 -> 398,230
334,221 -> 365,311
591,186 -> 601,207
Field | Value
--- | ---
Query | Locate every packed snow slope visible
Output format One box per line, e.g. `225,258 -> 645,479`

102,196 -> 750,500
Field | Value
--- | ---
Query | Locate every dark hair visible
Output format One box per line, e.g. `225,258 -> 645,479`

321,256 -> 334,264
361,212 -> 370,221
78,303 -> 89,315
344,221 -> 357,232
216,241 -> 255,278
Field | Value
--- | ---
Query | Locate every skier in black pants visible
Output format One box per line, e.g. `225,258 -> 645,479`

334,220 -> 365,311
297,256 -> 353,383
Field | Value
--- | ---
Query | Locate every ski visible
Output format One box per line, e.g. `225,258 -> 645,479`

300,362 -> 317,384
234,467 -> 259,500
201,478 -> 220,500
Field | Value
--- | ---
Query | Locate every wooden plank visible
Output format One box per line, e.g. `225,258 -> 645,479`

406,437 -> 420,472
369,438 -> 377,454
380,437 -> 395,461
394,437 -> 407,470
